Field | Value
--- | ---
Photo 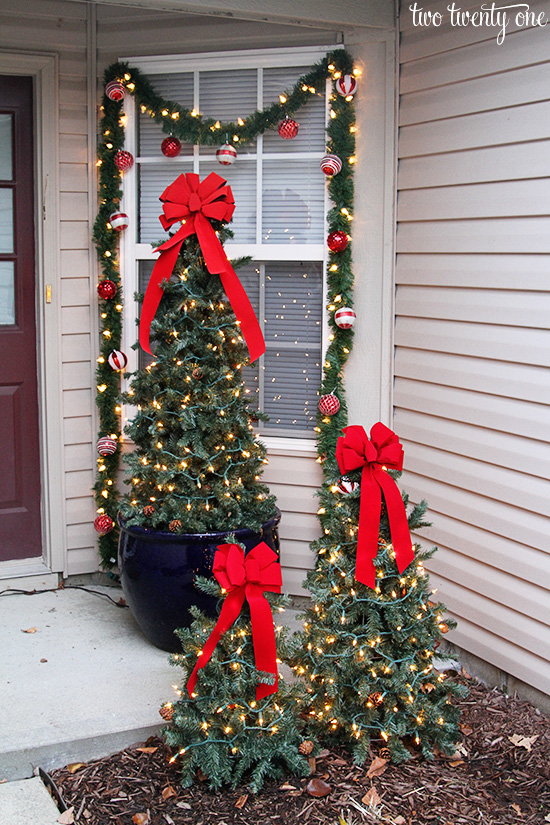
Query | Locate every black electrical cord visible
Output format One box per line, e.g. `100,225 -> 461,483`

0,583 -> 128,608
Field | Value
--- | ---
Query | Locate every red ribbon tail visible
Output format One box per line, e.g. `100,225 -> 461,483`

218,264 -> 265,363
246,583 -> 278,701
377,471 -> 415,575
139,242 -> 182,355
186,590 -> 244,698
355,467 -> 381,590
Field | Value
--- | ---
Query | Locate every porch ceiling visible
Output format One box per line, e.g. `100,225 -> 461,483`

76,0 -> 395,31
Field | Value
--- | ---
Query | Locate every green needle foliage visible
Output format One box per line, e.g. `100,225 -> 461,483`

290,471 -> 467,764
164,575 -> 311,792
119,225 -> 276,533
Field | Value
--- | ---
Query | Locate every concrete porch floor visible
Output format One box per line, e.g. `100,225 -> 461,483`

0,583 -> 302,784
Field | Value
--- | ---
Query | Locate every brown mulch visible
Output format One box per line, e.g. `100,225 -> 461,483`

51,675 -> 550,825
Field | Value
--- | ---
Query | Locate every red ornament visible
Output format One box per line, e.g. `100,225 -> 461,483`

97,436 -> 117,456
278,116 -> 299,139
337,476 -> 358,494
108,350 -> 128,371
114,150 -> 134,171
320,154 -> 342,176
335,75 -> 358,98
327,231 -> 349,252
216,143 -> 237,166
318,393 -> 340,416
94,514 -> 114,535
105,80 -> 125,102
161,135 -> 182,158
109,211 -> 129,232
97,279 -> 117,300
334,307 -> 356,329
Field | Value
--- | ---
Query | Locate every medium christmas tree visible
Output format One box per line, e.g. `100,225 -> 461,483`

290,423 -> 466,764
163,543 -> 311,792
119,173 -> 276,533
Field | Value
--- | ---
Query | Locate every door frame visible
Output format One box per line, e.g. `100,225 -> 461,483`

0,50 -> 65,584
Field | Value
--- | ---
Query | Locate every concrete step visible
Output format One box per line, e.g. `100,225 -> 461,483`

0,777 -> 61,824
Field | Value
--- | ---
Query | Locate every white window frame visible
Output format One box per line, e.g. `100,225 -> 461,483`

119,45 -> 334,453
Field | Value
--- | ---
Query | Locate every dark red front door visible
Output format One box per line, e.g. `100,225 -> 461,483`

0,75 -> 42,561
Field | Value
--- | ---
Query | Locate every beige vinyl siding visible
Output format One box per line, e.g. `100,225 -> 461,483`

0,0 -> 98,574
396,2 -> 550,695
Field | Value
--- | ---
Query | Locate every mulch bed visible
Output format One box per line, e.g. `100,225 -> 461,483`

52,674 -> 550,825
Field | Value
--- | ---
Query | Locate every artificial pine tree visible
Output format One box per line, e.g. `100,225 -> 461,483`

163,563 -> 311,792
290,426 -> 466,764
119,217 -> 276,533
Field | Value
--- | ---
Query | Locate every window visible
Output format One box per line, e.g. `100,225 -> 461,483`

121,47 -> 331,440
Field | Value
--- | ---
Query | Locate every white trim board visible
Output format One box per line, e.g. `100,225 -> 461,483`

0,50 -> 66,577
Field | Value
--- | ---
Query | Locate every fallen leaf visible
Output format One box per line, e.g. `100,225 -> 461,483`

161,785 -> 177,800
331,756 -> 348,766
196,768 -> 208,782
306,777 -> 331,797
136,746 -> 158,754
318,748 -> 330,758
508,734 -> 538,751
421,682 -> 436,693
176,802 -> 191,810
366,756 -> 388,778
280,783 -> 297,791
362,787 -> 381,807
66,763 -> 86,774
132,815 -> 150,825
543,815 -> 550,823
449,759 -> 464,767
461,668 -> 473,679
57,808 -> 75,824
234,794 -> 248,809
22,627 -> 37,634
460,724 -> 473,736
511,803 -> 522,815
338,817 -> 350,825
308,757 -> 316,773
393,817 -> 406,825
83,810 -> 92,820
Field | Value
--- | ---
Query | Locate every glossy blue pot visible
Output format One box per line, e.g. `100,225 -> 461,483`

118,509 -> 281,652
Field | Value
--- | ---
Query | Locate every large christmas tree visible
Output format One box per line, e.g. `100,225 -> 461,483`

119,173 -> 276,533
290,423 -> 466,764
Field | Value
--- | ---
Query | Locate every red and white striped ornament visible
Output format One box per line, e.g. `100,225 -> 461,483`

318,393 -> 340,416
277,116 -> 299,140
109,211 -> 129,232
114,150 -> 134,171
105,80 -> 125,102
335,74 -> 358,98
94,514 -> 114,535
97,436 -> 117,456
161,135 -> 182,158
334,307 -> 356,329
337,476 -> 359,494
216,143 -> 237,166
108,350 -> 128,371
320,154 -> 342,176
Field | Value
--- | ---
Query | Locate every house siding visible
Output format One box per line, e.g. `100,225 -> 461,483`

396,1 -> 550,695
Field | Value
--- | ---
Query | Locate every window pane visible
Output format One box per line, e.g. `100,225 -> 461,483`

262,159 -> 324,243
139,72 -> 194,156
265,262 -> 322,346
263,348 -> 321,435
0,188 -> 13,253
139,161 -> 194,243
198,69 -> 257,156
199,159 -> 256,243
0,261 -> 15,325
0,115 -> 12,179
263,66 -> 325,154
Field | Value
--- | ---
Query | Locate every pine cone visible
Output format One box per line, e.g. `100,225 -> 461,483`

368,692 -> 383,705
143,505 -> 155,517
379,747 -> 390,760
159,704 -> 174,722
169,519 -> 182,533
299,740 -> 314,755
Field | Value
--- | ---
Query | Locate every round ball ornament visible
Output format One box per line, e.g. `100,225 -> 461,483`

216,143 -> 237,166
334,306 -> 356,329
320,154 -> 342,176
109,211 -> 129,232
97,436 -> 117,456
169,519 -> 182,533
114,149 -> 134,171
327,230 -> 349,253
277,116 -> 299,140
318,393 -> 340,416
335,74 -> 358,98
161,135 -> 182,158
105,80 -> 125,102
192,367 -> 204,380
143,505 -> 155,517
107,350 -> 128,371
97,279 -> 117,300
337,475 -> 358,494
94,514 -> 114,535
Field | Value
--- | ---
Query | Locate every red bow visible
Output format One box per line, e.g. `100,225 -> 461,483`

139,172 -> 265,363
335,423 -> 415,589
187,541 -> 282,701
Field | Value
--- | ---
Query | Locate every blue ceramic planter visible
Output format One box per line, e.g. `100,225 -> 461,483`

118,509 -> 281,652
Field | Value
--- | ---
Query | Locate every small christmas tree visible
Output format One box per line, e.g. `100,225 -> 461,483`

163,544 -> 311,792
119,176 -> 275,533
290,423 -> 466,764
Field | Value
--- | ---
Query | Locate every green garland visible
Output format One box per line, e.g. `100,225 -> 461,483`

93,49 -> 356,568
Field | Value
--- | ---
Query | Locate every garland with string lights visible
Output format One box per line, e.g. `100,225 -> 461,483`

93,48 -> 358,568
